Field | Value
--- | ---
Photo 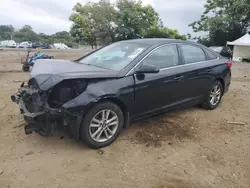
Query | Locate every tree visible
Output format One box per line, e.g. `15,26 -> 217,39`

69,0 -> 186,46
115,0 -> 160,40
0,25 -> 78,47
39,33 -> 54,44
51,31 -> 76,47
70,0 -> 117,48
144,27 -> 187,40
13,25 -> 40,42
20,25 -> 33,32
189,0 -> 250,46
0,25 -> 14,40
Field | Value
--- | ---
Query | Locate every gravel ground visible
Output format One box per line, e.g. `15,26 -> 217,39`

0,49 -> 250,188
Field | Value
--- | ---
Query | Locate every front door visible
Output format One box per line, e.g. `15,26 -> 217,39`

131,44 -> 187,119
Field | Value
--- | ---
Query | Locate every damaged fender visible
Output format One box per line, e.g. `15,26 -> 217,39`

62,76 -> 135,138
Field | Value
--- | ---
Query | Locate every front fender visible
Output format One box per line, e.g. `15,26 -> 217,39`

62,82 -> 121,114
62,76 -> 134,114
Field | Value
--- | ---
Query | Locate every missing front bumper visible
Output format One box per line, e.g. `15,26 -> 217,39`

11,93 -> 83,139
11,93 -> 62,135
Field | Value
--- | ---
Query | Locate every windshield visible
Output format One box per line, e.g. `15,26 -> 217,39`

79,42 -> 149,70
209,46 -> 223,53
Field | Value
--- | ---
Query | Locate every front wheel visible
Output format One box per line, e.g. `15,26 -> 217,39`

202,81 -> 223,110
80,102 -> 124,149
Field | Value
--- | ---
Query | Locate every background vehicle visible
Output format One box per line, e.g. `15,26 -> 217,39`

32,42 -> 53,49
18,41 -> 32,48
11,39 -> 231,149
54,43 -> 70,49
209,46 -> 232,59
0,40 -> 17,48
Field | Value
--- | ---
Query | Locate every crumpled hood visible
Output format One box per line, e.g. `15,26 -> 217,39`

30,59 -> 119,91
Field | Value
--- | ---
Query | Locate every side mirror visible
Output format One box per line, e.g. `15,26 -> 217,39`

136,64 -> 159,74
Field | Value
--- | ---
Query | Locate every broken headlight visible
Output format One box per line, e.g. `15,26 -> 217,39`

48,79 -> 88,108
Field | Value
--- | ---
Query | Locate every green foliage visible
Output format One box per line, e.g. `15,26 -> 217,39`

13,25 -> 40,42
0,25 -> 14,40
0,25 -> 77,47
189,0 -> 250,46
52,31 -> 77,47
115,0 -> 160,40
70,0 -> 117,48
194,36 -> 211,47
38,33 -> 54,44
70,0 -> 186,47
144,27 -> 187,40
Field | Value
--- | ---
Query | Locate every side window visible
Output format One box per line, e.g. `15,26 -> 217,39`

181,45 -> 206,64
142,45 -> 179,69
205,49 -> 218,60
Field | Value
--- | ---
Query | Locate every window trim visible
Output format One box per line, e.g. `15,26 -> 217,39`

125,43 -> 219,76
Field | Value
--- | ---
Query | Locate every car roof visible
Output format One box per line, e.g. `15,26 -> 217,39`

120,38 -> 203,47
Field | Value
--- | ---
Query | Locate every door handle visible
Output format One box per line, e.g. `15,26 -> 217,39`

173,75 -> 184,81
206,69 -> 213,73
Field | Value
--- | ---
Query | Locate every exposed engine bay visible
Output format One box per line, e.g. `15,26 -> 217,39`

11,78 -> 88,137
18,78 -> 88,111
48,79 -> 88,108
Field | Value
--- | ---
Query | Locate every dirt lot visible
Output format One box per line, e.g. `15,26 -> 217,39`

0,49 -> 250,188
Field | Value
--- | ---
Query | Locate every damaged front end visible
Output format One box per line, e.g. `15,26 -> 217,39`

11,78 -> 88,138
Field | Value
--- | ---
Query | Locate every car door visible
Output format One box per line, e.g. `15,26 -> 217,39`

131,44 -> 188,118
178,44 -> 216,101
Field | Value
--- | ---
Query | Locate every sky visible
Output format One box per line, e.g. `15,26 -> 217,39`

0,0 -> 206,35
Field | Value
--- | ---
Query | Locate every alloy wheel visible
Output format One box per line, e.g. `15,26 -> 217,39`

89,109 -> 119,143
209,85 -> 222,106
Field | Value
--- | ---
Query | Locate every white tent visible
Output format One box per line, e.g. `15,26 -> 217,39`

227,33 -> 250,61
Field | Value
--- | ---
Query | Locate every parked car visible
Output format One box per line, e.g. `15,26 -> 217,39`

209,46 -> 232,59
32,42 -> 53,49
0,40 -> 17,48
11,39 -> 232,148
32,42 -> 43,49
54,43 -> 70,49
18,41 -> 32,48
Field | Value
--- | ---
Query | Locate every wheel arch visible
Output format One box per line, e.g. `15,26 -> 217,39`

215,77 -> 225,94
96,97 -> 130,129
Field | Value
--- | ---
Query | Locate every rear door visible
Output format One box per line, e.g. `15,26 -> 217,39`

131,44 -> 187,118
178,44 -> 216,101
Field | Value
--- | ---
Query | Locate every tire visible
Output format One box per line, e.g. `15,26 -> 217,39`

22,64 -> 30,72
202,81 -> 223,110
80,101 -> 124,149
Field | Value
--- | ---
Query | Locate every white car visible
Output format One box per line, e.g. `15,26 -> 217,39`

54,43 -> 70,49
18,41 -> 32,48
0,40 -> 17,48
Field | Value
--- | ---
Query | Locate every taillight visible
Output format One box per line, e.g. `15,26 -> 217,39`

226,60 -> 232,68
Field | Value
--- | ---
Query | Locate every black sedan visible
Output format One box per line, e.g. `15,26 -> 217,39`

11,39 -> 232,148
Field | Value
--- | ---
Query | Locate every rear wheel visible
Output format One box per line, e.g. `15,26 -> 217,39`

80,102 -> 124,149
202,81 -> 223,110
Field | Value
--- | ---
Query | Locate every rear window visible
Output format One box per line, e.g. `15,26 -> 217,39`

209,46 -> 223,53
181,45 -> 206,64
205,50 -> 218,60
